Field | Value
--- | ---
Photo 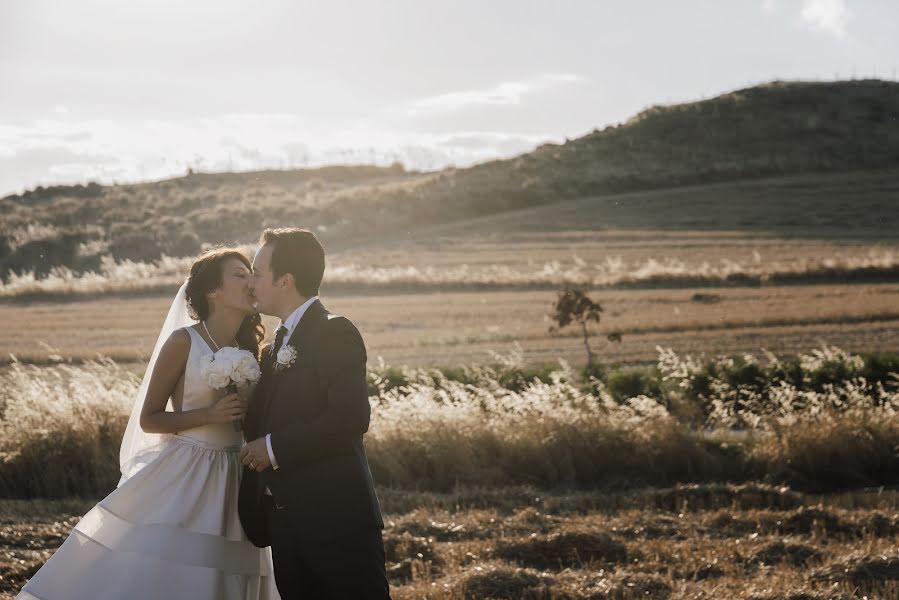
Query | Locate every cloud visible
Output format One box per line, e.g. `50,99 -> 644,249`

406,73 -> 585,116
0,145 -> 119,198
0,115 -> 564,195
434,132 -> 546,156
799,0 -> 851,38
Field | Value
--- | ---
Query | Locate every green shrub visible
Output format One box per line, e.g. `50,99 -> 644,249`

605,368 -> 662,402
860,352 -> 899,386
807,359 -> 863,391
765,357 -> 805,388
580,361 -> 606,383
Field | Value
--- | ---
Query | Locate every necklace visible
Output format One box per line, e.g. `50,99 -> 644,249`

201,320 -> 222,351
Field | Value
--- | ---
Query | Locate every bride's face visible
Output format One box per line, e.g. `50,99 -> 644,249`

210,258 -> 256,315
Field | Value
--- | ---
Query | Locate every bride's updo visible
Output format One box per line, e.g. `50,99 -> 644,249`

185,247 -> 264,358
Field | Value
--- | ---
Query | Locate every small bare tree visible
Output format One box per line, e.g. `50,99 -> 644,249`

549,287 -> 621,370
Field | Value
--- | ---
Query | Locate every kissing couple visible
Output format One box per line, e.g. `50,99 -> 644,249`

17,228 -> 391,599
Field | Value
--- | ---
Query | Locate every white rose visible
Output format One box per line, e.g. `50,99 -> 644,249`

250,360 -> 262,379
202,348 -> 260,388
237,355 -> 261,382
232,363 -> 250,384
215,347 -> 239,366
200,355 -> 228,388
277,345 -> 297,366
229,357 -> 247,383
208,360 -> 229,378
207,372 -> 232,389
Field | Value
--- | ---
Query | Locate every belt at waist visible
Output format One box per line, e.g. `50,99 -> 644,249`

171,434 -> 243,453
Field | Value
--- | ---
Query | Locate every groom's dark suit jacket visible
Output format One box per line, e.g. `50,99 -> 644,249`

238,300 -> 383,547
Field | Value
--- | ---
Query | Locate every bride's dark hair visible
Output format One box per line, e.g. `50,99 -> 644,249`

185,247 -> 264,358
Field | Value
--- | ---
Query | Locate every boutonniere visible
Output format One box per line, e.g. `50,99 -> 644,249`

274,345 -> 297,373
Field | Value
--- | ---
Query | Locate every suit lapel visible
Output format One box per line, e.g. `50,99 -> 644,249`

248,345 -> 276,433
261,299 -> 327,426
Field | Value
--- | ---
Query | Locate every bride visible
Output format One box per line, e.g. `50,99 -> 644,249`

17,248 -> 280,599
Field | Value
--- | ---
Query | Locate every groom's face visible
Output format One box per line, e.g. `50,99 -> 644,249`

250,243 -> 280,316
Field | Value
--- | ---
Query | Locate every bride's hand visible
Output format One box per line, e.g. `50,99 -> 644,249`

205,393 -> 245,425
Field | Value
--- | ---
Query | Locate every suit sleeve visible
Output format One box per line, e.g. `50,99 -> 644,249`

268,317 -> 370,470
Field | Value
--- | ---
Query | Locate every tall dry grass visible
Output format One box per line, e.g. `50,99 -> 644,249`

0,359 -> 134,496
4,250 -> 899,299
0,345 -> 896,498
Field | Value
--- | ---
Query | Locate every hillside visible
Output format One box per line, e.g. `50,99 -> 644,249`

2,79 -> 898,278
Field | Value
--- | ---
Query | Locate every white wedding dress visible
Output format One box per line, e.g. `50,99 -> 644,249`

17,327 -> 280,600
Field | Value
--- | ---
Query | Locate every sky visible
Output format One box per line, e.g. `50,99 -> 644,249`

1,0 -> 897,195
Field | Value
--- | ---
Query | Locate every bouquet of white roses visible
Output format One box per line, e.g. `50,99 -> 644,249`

200,347 -> 261,430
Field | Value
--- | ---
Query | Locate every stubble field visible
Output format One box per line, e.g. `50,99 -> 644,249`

3,281 -> 899,369
2,486 -> 898,599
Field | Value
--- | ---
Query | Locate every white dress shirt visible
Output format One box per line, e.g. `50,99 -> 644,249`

264,295 -> 319,471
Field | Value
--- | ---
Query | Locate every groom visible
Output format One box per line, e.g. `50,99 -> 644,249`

238,227 -> 390,599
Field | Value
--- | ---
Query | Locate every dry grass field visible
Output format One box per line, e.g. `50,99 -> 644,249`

3,281 -> 899,368
2,486 -> 897,600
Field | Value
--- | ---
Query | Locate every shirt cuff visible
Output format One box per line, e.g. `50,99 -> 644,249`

265,433 -> 279,470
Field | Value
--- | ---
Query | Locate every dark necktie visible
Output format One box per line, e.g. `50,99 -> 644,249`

270,325 -> 288,367
259,325 -> 289,434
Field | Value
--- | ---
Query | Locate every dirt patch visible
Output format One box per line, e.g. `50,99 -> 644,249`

704,506 -> 864,539
390,514 -> 489,542
811,552 -> 899,584
384,533 -> 441,564
457,565 -> 553,600
672,562 -> 726,581
747,592 -> 851,600
748,540 -> 824,567
705,512 -> 764,537
495,530 -> 628,570
778,507 -> 851,536
0,521 -> 73,550
863,511 -> 899,537
610,514 -> 684,540
580,571 -> 672,600
383,532 -> 443,584
648,483 -> 803,512
0,548 -> 49,596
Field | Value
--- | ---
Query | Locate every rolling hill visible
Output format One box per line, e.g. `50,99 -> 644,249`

1,79 -> 898,278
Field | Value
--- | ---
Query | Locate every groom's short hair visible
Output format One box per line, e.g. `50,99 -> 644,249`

259,228 -> 324,297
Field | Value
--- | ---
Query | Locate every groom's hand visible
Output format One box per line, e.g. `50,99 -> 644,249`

240,437 -> 272,472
